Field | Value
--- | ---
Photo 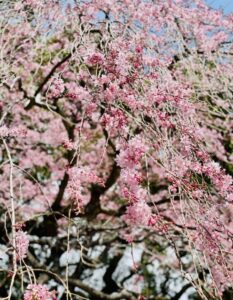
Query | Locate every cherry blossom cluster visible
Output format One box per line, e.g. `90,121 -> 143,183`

67,166 -> 105,212
15,230 -> 29,261
24,284 -> 56,300
0,126 -> 27,138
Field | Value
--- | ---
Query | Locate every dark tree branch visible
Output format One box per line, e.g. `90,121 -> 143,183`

102,254 -> 122,294
27,251 -> 134,300
34,53 -> 71,97
85,159 -> 121,221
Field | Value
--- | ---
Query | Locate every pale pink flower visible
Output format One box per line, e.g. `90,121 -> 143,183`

124,201 -> 151,226
15,230 -> 29,260
0,126 -> 26,138
65,82 -> 90,101
86,52 -> 104,66
62,139 -> 75,150
116,137 -> 146,169
24,284 -> 55,300
48,79 -> 65,98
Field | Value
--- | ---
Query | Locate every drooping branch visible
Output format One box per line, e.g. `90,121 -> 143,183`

27,251 -> 134,300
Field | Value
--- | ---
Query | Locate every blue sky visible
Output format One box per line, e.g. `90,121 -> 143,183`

205,0 -> 233,14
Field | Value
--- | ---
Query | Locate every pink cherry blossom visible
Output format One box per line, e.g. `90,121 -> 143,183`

24,284 -> 55,300
15,230 -> 29,260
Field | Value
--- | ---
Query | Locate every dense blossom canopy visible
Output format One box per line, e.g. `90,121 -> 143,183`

0,0 -> 233,299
